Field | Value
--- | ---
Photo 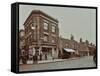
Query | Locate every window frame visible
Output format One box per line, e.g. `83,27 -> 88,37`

43,21 -> 49,30
51,25 -> 56,33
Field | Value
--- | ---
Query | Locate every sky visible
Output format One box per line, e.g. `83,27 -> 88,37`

19,4 -> 96,45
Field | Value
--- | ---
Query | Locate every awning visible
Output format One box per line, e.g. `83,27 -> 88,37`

64,48 -> 75,52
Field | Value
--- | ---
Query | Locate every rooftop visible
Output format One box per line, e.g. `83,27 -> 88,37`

24,10 -> 58,25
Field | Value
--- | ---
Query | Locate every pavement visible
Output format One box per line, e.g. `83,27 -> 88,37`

19,56 -> 96,72
20,57 -> 80,64
38,57 -> 80,63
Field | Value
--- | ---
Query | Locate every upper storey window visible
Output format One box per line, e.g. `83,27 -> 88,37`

43,22 -> 49,30
52,25 -> 56,33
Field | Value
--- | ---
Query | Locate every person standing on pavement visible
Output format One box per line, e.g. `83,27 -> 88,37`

28,47 -> 33,60
52,50 -> 54,60
32,47 -> 36,64
40,51 -> 43,60
34,49 -> 38,63
21,49 -> 27,64
38,47 -> 42,60
45,53 -> 47,60
29,46 -> 36,64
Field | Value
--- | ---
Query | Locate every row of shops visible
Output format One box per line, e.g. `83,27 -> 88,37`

19,36 -> 96,64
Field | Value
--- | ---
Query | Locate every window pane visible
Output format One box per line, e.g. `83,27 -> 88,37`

31,23 -> 36,30
51,37 -> 55,43
43,22 -> 48,30
43,35 -> 48,42
52,26 -> 56,32
52,39 -> 55,43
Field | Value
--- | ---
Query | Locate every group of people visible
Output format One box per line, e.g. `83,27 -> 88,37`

20,47 -> 43,64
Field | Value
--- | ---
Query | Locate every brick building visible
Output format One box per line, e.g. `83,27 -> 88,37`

78,42 -> 89,56
59,35 -> 79,58
20,10 -> 96,62
59,35 -> 95,58
19,29 -> 26,61
19,29 -> 25,51
23,10 -> 59,60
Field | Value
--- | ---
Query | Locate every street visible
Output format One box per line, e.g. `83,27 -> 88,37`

19,56 -> 96,72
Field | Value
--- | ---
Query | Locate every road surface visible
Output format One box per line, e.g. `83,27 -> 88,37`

19,56 -> 96,72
